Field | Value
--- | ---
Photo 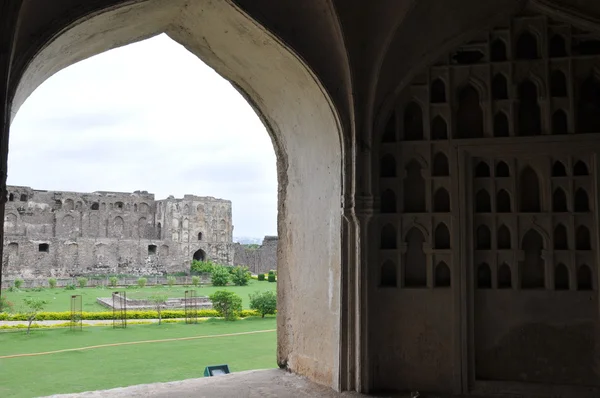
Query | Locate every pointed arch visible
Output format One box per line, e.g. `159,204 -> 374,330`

552,161 -> 567,177
552,188 -> 568,212
516,30 -> 538,59
404,227 -> 427,287
519,166 -> 541,212
382,112 -> 396,143
549,34 -> 567,58
435,262 -> 451,287
493,112 -> 510,137
574,188 -> 590,212
577,264 -> 593,290
577,75 -> 600,133
497,225 -> 511,249
430,78 -> 446,103
576,225 -> 591,250
477,263 -> 492,289
490,39 -> 507,62
381,260 -> 397,287
496,189 -> 511,213
381,189 -> 397,213
554,263 -> 569,290
380,224 -> 397,249
492,74 -> 508,100
434,223 -> 451,249
403,160 -> 426,213
550,70 -> 568,97
432,153 -> 449,176
403,101 -> 423,140
475,190 -> 492,213
573,160 -> 589,176
456,85 -> 484,138
380,154 -> 396,177
554,224 -> 568,250
496,161 -> 510,177
475,161 -> 490,177
431,116 -> 448,140
433,188 -> 451,213
552,110 -> 568,134
521,229 -> 545,289
518,79 -> 541,136
476,224 -> 492,250
498,263 -> 512,289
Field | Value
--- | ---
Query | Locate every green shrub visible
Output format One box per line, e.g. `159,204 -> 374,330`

0,296 -> 14,312
167,276 -> 176,287
14,279 -> 23,289
211,266 -> 230,286
257,273 -> 265,281
231,266 -> 251,286
268,273 -> 276,282
190,259 -> 215,274
249,290 -> 277,318
109,276 -> 118,287
64,283 -> 76,290
48,278 -> 57,289
137,277 -> 147,288
191,275 -> 200,286
23,298 -> 47,334
77,277 -> 88,288
148,295 -> 169,325
30,287 -> 44,292
209,290 -> 242,321
0,309 -> 259,321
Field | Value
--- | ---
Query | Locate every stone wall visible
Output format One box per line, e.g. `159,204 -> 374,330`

233,236 -> 278,274
2,186 -> 234,278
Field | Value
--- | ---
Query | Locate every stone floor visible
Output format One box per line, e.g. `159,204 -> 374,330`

42,369 -> 416,398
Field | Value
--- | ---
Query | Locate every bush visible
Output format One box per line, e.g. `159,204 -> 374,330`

268,273 -> 276,282
0,296 -> 14,313
190,259 -> 215,274
48,278 -> 57,289
77,277 -> 88,288
14,279 -> 23,289
167,276 -> 176,287
65,283 -> 76,290
257,273 -> 265,281
249,290 -> 277,318
231,266 -> 251,286
0,309 -> 259,321
191,275 -> 200,287
137,277 -> 147,288
209,290 -> 242,321
109,276 -> 118,288
211,266 -> 230,286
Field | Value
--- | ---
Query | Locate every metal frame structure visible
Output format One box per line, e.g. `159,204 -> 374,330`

185,290 -> 198,324
112,291 -> 127,329
70,294 -> 82,331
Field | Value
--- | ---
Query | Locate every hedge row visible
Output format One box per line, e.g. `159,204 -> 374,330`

0,309 -> 260,321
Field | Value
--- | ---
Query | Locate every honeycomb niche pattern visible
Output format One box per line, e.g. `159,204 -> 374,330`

374,8 -> 600,393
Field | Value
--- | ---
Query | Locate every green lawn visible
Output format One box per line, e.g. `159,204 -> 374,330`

0,318 -> 277,398
3,280 -> 276,312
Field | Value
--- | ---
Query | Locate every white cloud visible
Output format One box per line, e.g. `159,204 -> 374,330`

9,34 -> 277,238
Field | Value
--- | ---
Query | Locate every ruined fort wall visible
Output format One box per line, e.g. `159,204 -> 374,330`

233,236 -> 278,274
2,186 -> 234,278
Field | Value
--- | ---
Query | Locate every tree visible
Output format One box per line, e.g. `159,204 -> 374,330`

249,291 -> 277,318
211,266 -> 230,286
209,290 -> 242,321
23,298 -> 47,335
231,266 -> 251,286
149,295 -> 169,325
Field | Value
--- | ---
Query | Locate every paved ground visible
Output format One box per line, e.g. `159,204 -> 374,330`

0,318 -> 188,326
40,369 -> 414,398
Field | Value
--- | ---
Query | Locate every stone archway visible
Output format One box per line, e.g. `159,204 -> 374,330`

8,0 -> 345,391
192,248 -> 206,262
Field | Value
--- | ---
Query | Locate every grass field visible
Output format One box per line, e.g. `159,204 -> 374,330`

0,317 -> 277,398
3,280 -> 276,312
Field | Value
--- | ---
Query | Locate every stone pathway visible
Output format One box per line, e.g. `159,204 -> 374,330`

0,318 -> 188,327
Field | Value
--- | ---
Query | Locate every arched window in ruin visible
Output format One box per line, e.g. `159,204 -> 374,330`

431,116 -> 448,140
193,249 -> 206,262
477,263 -> 492,289
552,110 -> 568,135
521,229 -> 545,289
403,161 -> 426,212
138,217 -> 147,238
112,216 -> 124,238
574,188 -> 590,212
577,76 -> 600,133
381,224 -> 397,249
490,39 -> 507,62
552,161 -> 567,177
434,223 -> 451,249
91,202 -> 99,210
498,263 -> 512,289
403,102 -> 423,141
8,193 -> 13,202
114,201 -> 124,210
381,189 -> 397,214
554,224 -> 568,250
576,225 -> 591,250
157,222 -> 162,239
496,161 -> 510,177
475,161 -> 490,177
432,153 -> 449,176
475,190 -> 491,213
38,243 -> 49,253
380,260 -> 397,287
552,188 -> 568,212
578,265 -> 593,290
430,79 -> 446,103
435,262 -> 451,287
516,30 -> 538,59
382,112 -> 396,143
160,245 -> 169,256
197,232 -> 203,241
493,112 -> 509,137
134,203 -> 138,212
19,194 -> 27,202
404,228 -> 427,287
518,80 -> 541,136
476,225 -> 492,250
63,199 -> 74,211
433,188 -> 451,213
554,263 -> 569,290
573,160 -> 589,176
550,70 -> 567,97
519,166 -> 541,212
148,244 -> 157,256
380,154 -> 396,177
497,225 -> 511,249
456,85 -> 484,138
492,74 -> 508,100
496,189 -> 511,213
549,34 -> 567,58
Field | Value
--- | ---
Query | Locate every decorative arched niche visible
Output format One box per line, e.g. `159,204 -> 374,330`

434,262 -> 451,287
520,229 -> 545,289
403,228 -> 427,287
456,85 -> 484,138
403,161 -> 426,213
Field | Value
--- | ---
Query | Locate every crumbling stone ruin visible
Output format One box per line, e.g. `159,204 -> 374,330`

233,235 -> 277,274
2,186 -> 234,278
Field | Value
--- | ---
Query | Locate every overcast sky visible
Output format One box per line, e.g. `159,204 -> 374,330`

8,34 -> 277,239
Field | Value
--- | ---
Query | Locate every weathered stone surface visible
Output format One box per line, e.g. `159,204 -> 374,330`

233,235 -> 277,274
2,186 -> 234,278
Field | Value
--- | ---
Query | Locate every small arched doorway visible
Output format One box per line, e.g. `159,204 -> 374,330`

192,249 -> 207,262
